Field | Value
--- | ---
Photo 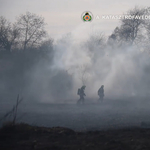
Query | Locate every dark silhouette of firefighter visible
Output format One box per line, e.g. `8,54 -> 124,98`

77,85 -> 86,104
98,85 -> 104,102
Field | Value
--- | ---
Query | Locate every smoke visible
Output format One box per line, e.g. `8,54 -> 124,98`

2,22 -> 150,131
1,23 -> 150,104
50,24 -> 150,101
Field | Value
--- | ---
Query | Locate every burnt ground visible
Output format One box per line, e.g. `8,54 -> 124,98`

1,98 -> 149,131
1,99 -> 150,149
1,123 -> 150,150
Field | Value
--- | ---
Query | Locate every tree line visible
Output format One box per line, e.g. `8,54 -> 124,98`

108,6 -> 150,51
1,7 -> 150,52
0,11 -> 52,52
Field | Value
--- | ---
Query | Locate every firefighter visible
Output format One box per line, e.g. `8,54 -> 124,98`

77,85 -> 86,104
98,85 -> 104,102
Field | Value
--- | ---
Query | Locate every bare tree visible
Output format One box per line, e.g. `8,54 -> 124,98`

109,7 -> 146,47
85,32 -> 105,52
137,7 -> 150,52
0,16 -> 19,52
16,12 -> 47,50
78,65 -> 89,85
66,65 -> 89,85
108,27 -> 122,48
120,7 -> 145,45
143,7 -> 150,39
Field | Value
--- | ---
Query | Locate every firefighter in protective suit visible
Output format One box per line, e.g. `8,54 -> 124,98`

98,85 -> 104,102
77,85 -> 86,104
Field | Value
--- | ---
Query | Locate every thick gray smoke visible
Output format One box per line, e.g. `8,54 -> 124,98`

50,25 -> 150,101
1,20 -> 150,131
1,24 -> 150,104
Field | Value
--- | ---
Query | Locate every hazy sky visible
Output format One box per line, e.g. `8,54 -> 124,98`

0,0 -> 150,39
